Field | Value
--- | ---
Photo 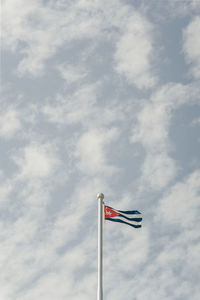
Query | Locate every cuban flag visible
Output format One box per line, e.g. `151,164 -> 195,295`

104,205 -> 142,228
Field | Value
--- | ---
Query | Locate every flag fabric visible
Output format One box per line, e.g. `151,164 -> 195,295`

104,205 -> 142,228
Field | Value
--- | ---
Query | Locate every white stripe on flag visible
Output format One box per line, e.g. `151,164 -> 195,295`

119,211 -> 142,219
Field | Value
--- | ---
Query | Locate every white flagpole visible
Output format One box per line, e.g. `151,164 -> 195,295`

97,193 -> 104,300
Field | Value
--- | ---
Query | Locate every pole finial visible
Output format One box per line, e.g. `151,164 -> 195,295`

97,193 -> 104,200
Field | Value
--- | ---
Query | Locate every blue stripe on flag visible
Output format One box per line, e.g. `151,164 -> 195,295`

106,218 -> 142,228
118,209 -> 141,215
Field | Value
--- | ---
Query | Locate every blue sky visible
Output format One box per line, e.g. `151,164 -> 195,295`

1,0 -> 200,299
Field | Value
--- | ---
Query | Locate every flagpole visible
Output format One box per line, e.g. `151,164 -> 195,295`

97,193 -> 104,300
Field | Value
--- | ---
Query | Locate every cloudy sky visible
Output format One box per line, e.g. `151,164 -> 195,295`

1,0 -> 200,299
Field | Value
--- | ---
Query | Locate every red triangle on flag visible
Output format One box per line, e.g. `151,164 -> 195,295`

104,206 -> 119,218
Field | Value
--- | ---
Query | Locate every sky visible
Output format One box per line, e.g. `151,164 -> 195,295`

1,0 -> 200,299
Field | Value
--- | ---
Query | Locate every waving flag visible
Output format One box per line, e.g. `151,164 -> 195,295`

104,205 -> 142,228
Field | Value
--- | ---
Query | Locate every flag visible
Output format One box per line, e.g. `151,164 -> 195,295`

104,205 -> 142,228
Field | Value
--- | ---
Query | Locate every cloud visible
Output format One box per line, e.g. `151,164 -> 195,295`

57,63 -> 88,85
0,109 -> 21,139
2,1 -> 200,299
75,127 -> 119,176
0,184 -> 12,206
17,235 -> 97,300
0,173 -> 108,299
104,225 -> 149,299
165,0 -> 200,16
114,13 -> 157,89
0,214 -> 40,297
13,142 -> 59,180
131,83 -> 200,190
43,81 -> 126,128
2,0 -> 158,84
142,153 -> 177,190
157,169 -> 200,228
43,84 -> 98,126
142,170 -> 200,300
2,0 -> 103,76
7,141 -> 62,206
183,16 -> 200,80
0,171 -> 12,207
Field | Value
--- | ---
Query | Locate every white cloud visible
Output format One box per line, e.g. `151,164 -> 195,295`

131,83 -> 200,190
165,0 -> 200,17
105,218 -> 200,299
43,82 -> 126,128
114,13 -> 157,89
132,101 -> 170,152
43,84 -> 98,125
157,169 -> 200,228
18,238 -> 97,300
57,63 -> 88,85
0,215 -> 39,294
0,110 -> 21,139
2,0 -> 159,83
142,153 -> 177,190
0,175 -> 106,299
13,142 -> 59,179
75,127 -> 119,175
105,225 -> 149,270
8,141 -> 62,206
0,183 -> 12,205
183,16 -> 200,80
0,171 -> 12,206
2,0 -> 103,76
104,225 -> 149,299
1,1 -> 200,299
